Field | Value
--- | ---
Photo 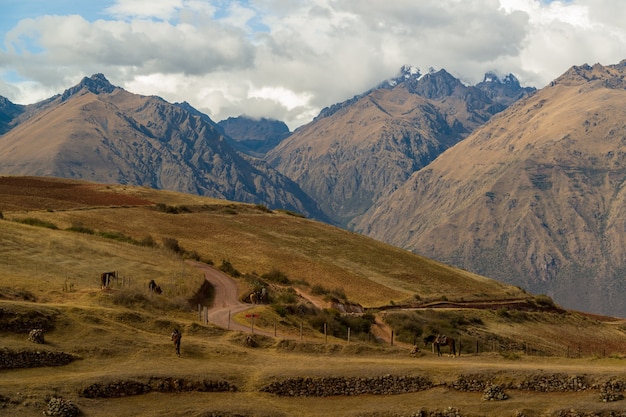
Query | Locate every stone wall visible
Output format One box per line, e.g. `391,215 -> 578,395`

260,374 -> 433,397
80,378 -> 237,398
0,348 -> 75,369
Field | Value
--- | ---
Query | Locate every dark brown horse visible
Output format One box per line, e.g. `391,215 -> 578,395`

100,272 -> 116,289
424,334 -> 456,357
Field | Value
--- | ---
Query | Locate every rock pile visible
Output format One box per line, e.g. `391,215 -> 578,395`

599,381 -> 625,402
43,397 -> 80,417
260,374 -> 433,397
28,328 -> 45,344
452,374 -> 493,392
80,377 -> 237,398
482,384 -> 508,401
0,348 -> 74,369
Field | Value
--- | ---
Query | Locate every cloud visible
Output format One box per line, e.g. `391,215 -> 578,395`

1,0 -> 626,130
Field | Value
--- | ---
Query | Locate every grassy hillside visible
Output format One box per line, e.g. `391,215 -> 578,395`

0,176 -> 527,308
3,176 -> 626,417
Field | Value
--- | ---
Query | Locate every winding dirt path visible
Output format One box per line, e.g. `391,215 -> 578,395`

187,261 -> 272,335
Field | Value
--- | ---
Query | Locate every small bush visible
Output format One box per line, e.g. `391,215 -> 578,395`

534,294 -> 556,308
163,237 -> 182,253
139,235 -> 158,248
16,217 -> 58,229
311,285 -> 328,296
262,269 -> 290,284
67,223 -> 95,234
98,231 -> 136,244
272,303 -> 288,317
184,250 -> 201,261
155,203 -> 189,214
254,204 -> 273,213
219,259 -> 241,277
276,209 -> 305,218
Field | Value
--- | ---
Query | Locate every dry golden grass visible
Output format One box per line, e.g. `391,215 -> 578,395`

3,177 -> 626,417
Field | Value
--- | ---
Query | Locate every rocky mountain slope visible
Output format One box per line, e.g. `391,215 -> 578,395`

218,116 -> 290,157
0,74 -> 329,221
354,60 -> 626,317
265,66 -> 535,226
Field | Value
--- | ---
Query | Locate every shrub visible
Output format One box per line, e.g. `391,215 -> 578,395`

67,223 -> 95,234
254,204 -> 272,213
262,269 -> 290,284
219,259 -> 241,277
139,235 -> 158,248
16,217 -> 58,229
98,231 -> 136,244
163,237 -> 183,253
534,294 -> 556,308
311,285 -> 328,296
184,250 -> 201,261
272,303 -> 288,317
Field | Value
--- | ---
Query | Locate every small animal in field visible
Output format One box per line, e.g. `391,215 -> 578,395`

100,272 -> 115,289
149,279 -> 162,294
171,328 -> 182,356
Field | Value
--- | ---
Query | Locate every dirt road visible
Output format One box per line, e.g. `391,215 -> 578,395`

187,261 -> 271,335
187,261 -> 249,329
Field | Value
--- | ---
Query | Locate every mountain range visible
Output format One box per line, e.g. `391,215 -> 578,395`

4,61 -> 626,316
266,66 -> 535,226
0,74 -> 329,222
355,60 -> 626,316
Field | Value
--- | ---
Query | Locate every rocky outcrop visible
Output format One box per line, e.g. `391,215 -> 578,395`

218,116 -> 290,157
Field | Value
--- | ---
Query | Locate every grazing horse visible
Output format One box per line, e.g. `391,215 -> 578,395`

424,334 -> 456,357
100,272 -> 115,289
149,280 -> 161,294
250,292 -> 258,304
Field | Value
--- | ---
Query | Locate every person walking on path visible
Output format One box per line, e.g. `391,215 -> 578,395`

171,328 -> 182,356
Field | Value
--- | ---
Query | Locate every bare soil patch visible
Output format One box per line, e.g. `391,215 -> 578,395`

0,176 -> 153,211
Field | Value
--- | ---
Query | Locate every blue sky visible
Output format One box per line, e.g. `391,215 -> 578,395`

1,0 -> 625,129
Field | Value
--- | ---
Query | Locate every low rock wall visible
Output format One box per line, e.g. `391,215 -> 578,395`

80,378 -> 237,398
260,374 -> 433,397
0,348 -> 75,369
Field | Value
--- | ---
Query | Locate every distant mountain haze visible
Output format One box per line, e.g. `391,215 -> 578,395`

0,74 -> 329,222
355,60 -> 626,317
218,116 -> 290,157
266,66 -> 535,227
